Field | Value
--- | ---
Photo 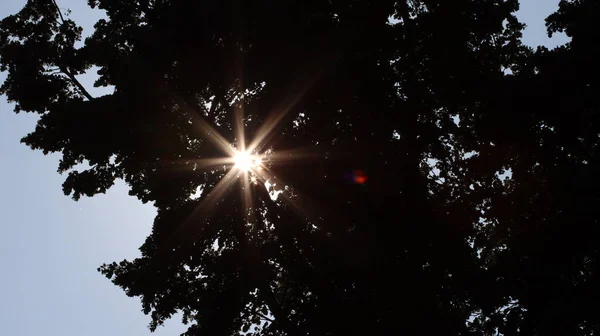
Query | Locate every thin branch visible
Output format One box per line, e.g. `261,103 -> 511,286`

258,313 -> 274,322
49,0 -> 94,101
259,282 -> 301,336
60,66 -> 94,100
50,0 -> 66,24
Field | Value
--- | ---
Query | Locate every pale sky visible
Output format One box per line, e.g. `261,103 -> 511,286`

0,1 -> 567,335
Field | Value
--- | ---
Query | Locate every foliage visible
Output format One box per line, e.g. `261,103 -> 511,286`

1,0 -> 599,335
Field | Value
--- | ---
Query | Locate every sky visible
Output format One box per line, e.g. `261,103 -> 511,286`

0,1 -> 568,335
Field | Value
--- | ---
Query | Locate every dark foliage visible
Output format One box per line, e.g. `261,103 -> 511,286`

2,0 -> 599,335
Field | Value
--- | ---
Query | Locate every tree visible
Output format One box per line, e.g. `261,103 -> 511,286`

2,0 -> 599,335
464,1 -> 600,335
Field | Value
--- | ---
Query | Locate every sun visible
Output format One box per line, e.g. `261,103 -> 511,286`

234,151 -> 262,172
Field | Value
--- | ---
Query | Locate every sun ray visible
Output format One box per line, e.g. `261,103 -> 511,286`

265,147 -> 323,164
160,157 -> 235,173
241,170 -> 254,224
173,169 -> 239,235
173,95 -> 237,157
147,167 -> 240,267
192,157 -> 236,170
246,71 -> 322,154
252,164 -> 320,225
233,106 -> 246,153
200,169 -> 241,209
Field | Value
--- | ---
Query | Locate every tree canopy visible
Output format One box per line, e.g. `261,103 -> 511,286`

1,0 -> 599,335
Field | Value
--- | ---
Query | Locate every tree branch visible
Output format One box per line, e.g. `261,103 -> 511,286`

259,282 -> 301,336
50,0 -> 66,24
258,312 -> 274,322
60,66 -> 94,101
49,1 -> 94,101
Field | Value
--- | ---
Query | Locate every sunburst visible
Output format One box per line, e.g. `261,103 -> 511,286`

147,61 -> 327,261
233,150 -> 262,172
169,97 -> 300,225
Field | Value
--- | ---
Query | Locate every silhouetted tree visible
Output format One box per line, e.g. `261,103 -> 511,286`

2,0 -> 598,335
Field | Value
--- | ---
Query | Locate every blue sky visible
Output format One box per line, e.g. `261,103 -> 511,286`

0,1 -> 568,335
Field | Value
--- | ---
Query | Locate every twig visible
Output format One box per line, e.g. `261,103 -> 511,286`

258,313 -> 274,322
49,1 -> 94,101
60,66 -> 94,101
50,0 -> 66,24
259,282 -> 301,336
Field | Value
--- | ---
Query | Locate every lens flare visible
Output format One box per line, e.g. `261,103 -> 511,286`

234,151 -> 253,171
134,61 -> 327,267
234,151 -> 263,172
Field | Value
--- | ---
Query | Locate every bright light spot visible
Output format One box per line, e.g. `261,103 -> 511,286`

233,151 -> 262,172
264,180 -> 284,201
250,176 -> 258,184
451,114 -> 461,126
235,151 -> 253,171
190,185 -> 204,200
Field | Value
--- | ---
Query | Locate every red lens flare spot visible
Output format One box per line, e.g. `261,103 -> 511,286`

353,170 -> 367,184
